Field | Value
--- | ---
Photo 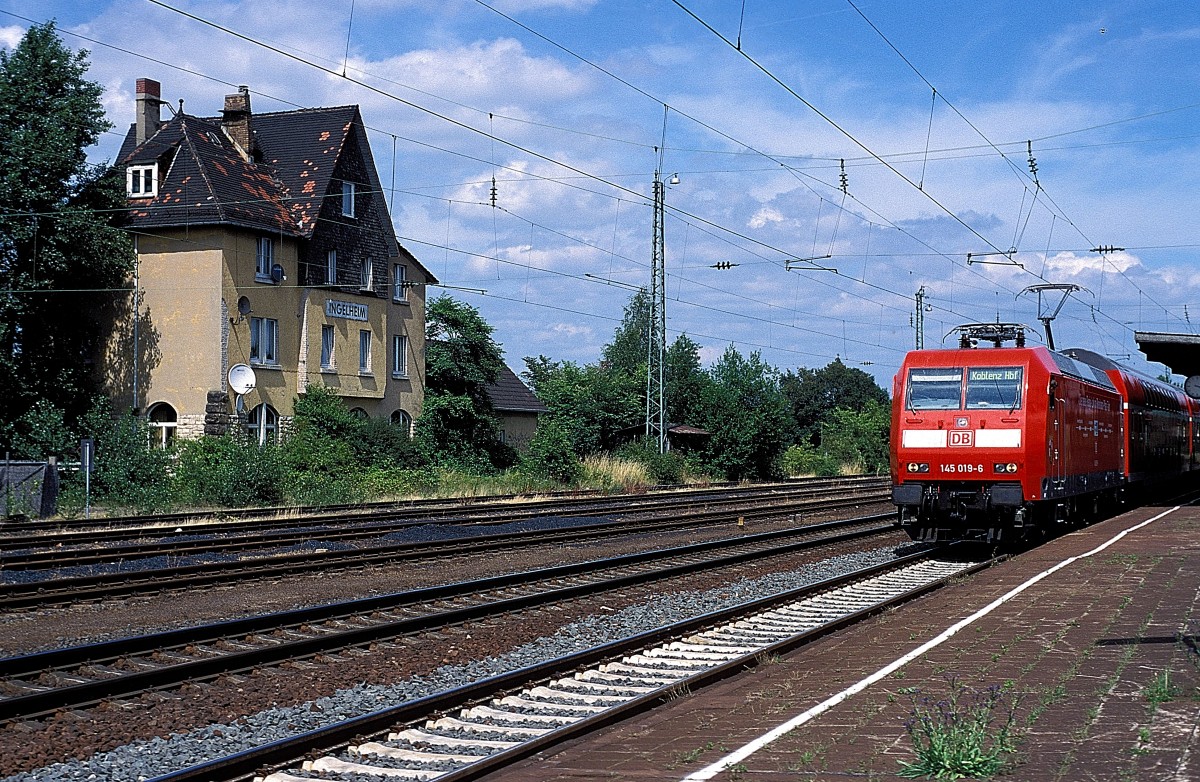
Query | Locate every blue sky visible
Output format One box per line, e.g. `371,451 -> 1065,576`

6,0 -> 1200,387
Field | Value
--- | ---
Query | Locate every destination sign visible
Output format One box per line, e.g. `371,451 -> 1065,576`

968,368 -> 1021,382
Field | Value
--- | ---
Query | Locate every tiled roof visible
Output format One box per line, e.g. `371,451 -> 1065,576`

116,105 -> 360,238
486,365 -> 549,414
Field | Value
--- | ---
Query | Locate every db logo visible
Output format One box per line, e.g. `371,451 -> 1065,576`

949,430 -> 974,447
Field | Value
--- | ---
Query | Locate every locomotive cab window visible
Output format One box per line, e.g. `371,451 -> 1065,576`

966,367 -> 1023,410
906,368 -> 964,410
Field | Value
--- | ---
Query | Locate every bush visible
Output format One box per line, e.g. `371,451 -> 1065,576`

76,397 -> 173,512
524,418 -> 581,483
354,416 -> 423,469
616,438 -> 704,485
175,435 -> 285,508
781,444 -> 841,477
360,466 -> 440,499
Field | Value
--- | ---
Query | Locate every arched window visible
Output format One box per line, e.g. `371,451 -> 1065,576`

390,409 -> 412,436
246,403 -> 278,445
147,402 -> 177,448
349,407 -> 369,420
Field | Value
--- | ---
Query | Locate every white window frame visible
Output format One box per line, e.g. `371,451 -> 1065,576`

246,403 -> 279,445
392,263 -> 407,302
320,324 -> 335,370
147,402 -> 177,449
341,181 -> 356,218
360,257 -> 373,291
326,249 -> 337,285
255,236 -> 274,282
359,329 -> 372,374
391,334 -> 408,379
127,164 -> 158,198
390,409 -> 412,436
250,316 -> 279,366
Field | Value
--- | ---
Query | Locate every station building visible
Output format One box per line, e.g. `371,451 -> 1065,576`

102,79 -> 435,444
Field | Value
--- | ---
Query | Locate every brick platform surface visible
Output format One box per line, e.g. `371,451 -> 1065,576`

479,502 -> 1200,781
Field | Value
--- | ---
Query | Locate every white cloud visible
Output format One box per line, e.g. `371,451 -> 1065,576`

748,206 -> 785,229
0,25 -> 24,50
361,38 -> 589,105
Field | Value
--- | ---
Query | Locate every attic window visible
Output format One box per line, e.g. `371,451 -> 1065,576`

127,164 -> 158,198
341,181 -> 356,218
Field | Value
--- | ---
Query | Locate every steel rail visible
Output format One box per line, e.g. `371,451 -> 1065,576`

0,484 -> 888,568
0,514 -> 898,723
0,494 -> 889,609
1,476 -> 886,541
144,547 -> 995,782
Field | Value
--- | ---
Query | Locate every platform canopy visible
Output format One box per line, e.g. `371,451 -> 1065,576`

1135,331 -> 1200,377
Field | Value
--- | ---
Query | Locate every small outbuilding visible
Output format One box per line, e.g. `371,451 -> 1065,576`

485,366 -> 549,451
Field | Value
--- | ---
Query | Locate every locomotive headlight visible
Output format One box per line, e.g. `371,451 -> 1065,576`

907,462 -> 929,473
994,462 -> 1019,473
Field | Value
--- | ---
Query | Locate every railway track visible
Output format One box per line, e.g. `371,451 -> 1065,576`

1,476 -> 886,544
145,548 -> 994,782
0,513 -> 897,724
0,480 -> 887,569
0,489 -> 889,609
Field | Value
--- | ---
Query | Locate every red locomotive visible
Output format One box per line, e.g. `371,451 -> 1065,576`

890,324 -> 1197,542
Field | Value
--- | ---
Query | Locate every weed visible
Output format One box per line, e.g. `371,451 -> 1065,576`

898,676 -> 1022,780
1144,669 -> 1179,707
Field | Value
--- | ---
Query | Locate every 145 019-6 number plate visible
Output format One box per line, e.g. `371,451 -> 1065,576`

940,463 -> 984,473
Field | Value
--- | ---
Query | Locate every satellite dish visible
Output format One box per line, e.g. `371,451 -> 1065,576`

1185,375 -> 1200,400
271,263 -> 284,283
237,296 -> 252,316
228,363 -> 257,395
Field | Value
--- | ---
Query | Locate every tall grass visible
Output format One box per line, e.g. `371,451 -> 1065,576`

578,455 -> 653,493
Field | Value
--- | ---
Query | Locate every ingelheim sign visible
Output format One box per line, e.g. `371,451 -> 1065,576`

325,300 -> 368,322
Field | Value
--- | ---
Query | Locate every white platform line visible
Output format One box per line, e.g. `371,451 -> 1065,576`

680,504 -> 1185,781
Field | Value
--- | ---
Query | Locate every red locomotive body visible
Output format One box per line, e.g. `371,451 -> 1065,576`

890,339 -> 1193,542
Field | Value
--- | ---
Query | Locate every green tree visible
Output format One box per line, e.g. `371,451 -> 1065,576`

0,23 -> 134,448
696,346 -> 791,481
523,355 -> 641,454
820,400 -> 890,474
666,334 -> 708,425
600,288 -> 649,375
524,417 -> 581,483
781,358 -> 889,447
417,295 -> 514,470
9,399 -> 74,459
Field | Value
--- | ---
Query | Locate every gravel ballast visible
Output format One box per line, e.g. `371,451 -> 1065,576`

0,545 -> 905,782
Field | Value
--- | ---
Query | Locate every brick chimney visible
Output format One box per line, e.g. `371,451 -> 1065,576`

135,78 -> 161,144
222,86 -> 253,161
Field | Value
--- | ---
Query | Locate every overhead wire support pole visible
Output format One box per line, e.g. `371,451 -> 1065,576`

915,286 -> 926,350
647,119 -> 669,454
646,170 -> 667,452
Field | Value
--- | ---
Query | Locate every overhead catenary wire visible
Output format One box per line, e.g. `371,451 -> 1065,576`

5,7 -> 1190,366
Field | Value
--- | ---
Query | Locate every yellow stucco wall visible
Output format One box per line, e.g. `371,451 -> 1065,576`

104,225 -> 427,435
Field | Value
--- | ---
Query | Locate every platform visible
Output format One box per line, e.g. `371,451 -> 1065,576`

480,500 -> 1200,781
